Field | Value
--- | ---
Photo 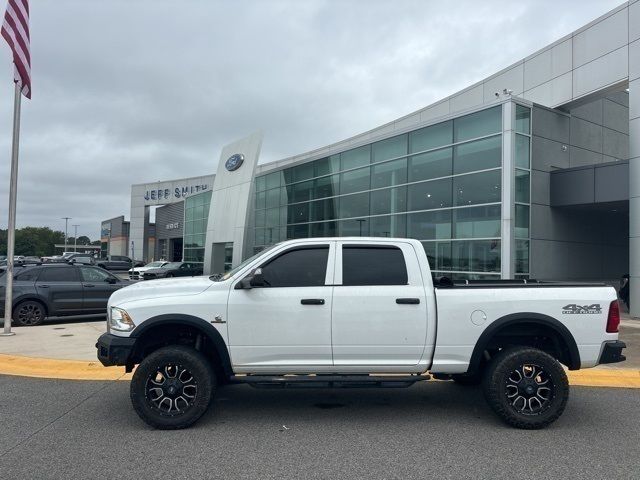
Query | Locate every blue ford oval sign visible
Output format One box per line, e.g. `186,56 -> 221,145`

225,153 -> 244,172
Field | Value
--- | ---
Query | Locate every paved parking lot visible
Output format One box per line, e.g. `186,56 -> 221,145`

0,375 -> 638,479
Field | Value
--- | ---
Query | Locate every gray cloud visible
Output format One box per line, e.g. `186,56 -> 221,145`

0,0 -> 623,239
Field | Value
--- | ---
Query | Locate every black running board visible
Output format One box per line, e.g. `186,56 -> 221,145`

229,374 -> 429,389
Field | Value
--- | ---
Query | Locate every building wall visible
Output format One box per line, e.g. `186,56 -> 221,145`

530,100 -> 629,280
154,202 -> 184,261
100,215 -> 129,257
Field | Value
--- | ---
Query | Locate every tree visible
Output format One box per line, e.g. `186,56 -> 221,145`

77,235 -> 91,245
1,227 -> 66,257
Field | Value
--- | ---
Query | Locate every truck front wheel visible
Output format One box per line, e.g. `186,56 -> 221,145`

483,347 -> 568,429
130,345 -> 215,430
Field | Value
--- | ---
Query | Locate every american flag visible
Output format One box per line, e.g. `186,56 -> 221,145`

1,0 -> 30,99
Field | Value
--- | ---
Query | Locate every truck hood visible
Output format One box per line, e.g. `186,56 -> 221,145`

109,276 -> 214,306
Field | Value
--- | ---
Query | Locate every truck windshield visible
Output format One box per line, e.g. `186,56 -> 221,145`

211,244 -> 279,282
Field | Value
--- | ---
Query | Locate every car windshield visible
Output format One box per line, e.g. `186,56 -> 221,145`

145,261 -> 165,268
212,244 -> 279,282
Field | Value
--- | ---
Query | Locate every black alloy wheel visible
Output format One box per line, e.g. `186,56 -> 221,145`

483,347 -> 569,429
130,345 -> 215,429
13,300 -> 45,326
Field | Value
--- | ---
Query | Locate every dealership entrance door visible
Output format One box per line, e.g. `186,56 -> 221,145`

170,238 -> 183,261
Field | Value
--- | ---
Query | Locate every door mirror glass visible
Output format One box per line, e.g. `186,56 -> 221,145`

105,277 -> 117,284
249,267 -> 266,287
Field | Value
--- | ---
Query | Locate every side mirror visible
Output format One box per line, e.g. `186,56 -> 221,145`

105,277 -> 117,284
235,268 -> 266,290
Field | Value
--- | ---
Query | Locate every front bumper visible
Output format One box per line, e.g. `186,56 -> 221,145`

598,340 -> 627,365
96,333 -> 136,367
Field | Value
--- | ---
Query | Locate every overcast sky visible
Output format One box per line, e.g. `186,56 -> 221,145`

0,0 -> 624,240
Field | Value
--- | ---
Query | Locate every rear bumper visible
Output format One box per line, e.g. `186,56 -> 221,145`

598,340 -> 626,365
96,333 -> 136,367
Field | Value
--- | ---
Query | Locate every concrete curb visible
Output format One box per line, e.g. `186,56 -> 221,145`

1,353 -> 639,387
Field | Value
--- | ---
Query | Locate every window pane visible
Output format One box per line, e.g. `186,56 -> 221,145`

265,188 -> 281,209
261,247 -> 328,287
287,224 -> 309,239
515,169 -> 530,203
254,209 -> 265,228
266,207 -> 280,226
342,246 -> 408,286
408,178 -> 452,211
370,186 -> 407,215
37,267 -> 78,282
515,105 -> 530,135
369,214 -> 406,237
454,106 -> 501,142
287,180 -> 314,203
409,120 -> 452,153
451,240 -> 501,272
453,170 -> 501,206
515,239 -> 529,273
453,205 -> 501,239
515,204 -> 530,238
369,158 -> 405,189
408,147 -> 452,181
256,175 -> 266,192
340,145 -> 370,170
293,163 -> 315,183
407,210 -> 452,240
81,267 -> 112,282
372,134 -> 407,162
340,167 -> 370,194
255,191 -> 266,210
454,135 -> 501,174
338,192 -> 369,218
265,172 -> 282,189
338,218 -> 370,236
311,221 -> 337,237
314,156 -> 340,177
15,269 -> 40,281
437,242 -> 452,271
311,197 -> 338,222
263,227 -> 278,245
314,174 -> 339,199
289,202 -> 310,224
515,134 -> 530,169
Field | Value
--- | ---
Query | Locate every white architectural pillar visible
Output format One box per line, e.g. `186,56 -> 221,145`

501,101 -> 515,279
629,36 -> 640,317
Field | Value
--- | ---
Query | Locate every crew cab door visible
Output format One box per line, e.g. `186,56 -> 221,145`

331,241 -> 428,366
227,242 -> 335,370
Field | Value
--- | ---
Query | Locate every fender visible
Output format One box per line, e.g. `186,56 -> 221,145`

468,312 -> 581,373
130,314 -> 233,377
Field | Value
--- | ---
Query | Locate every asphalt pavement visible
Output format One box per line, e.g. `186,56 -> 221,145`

0,375 -> 638,480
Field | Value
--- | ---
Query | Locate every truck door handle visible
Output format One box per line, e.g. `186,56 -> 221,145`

396,298 -> 420,305
39,284 -> 50,288
83,284 -> 95,287
301,299 -> 325,305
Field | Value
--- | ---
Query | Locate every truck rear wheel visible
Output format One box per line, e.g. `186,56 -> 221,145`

130,345 -> 215,430
482,347 -> 568,429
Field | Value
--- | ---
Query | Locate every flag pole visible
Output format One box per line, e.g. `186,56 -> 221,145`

2,82 -> 22,336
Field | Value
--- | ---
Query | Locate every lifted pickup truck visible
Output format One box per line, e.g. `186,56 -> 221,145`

96,237 -> 626,430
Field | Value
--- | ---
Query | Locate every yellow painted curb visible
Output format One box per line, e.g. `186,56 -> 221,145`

566,368 -> 640,389
0,353 -> 639,387
0,354 -> 132,381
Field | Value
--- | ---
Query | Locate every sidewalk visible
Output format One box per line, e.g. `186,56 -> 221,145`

0,317 -> 638,385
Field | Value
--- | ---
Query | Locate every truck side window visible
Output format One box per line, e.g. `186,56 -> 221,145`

342,246 -> 408,286
260,246 -> 329,287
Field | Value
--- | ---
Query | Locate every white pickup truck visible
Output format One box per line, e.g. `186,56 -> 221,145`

96,237 -> 626,430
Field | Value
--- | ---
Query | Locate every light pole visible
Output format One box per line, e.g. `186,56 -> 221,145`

72,224 -> 79,252
62,217 -> 71,253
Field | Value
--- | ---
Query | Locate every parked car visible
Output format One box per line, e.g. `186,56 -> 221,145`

97,255 -> 144,271
129,261 -> 170,280
0,264 -> 130,326
97,237 -> 625,430
141,262 -> 203,280
69,256 -> 96,266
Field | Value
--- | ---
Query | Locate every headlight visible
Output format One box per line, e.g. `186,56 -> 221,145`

109,307 -> 135,332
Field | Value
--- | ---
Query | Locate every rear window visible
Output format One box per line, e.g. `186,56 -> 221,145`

342,246 -> 408,286
36,267 -> 79,282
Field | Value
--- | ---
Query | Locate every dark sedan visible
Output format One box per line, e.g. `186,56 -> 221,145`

0,264 -> 130,326
142,262 -> 203,280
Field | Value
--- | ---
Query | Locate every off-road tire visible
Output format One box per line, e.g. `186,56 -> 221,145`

130,345 -> 215,430
12,300 -> 46,326
483,347 -> 569,429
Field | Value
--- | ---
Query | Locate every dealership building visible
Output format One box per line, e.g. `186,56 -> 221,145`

101,1 -> 640,314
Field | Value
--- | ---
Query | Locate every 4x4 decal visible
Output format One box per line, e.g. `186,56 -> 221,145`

562,303 -> 602,314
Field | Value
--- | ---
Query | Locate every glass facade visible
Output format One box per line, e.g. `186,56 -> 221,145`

183,190 -> 212,263
252,105 -> 505,279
